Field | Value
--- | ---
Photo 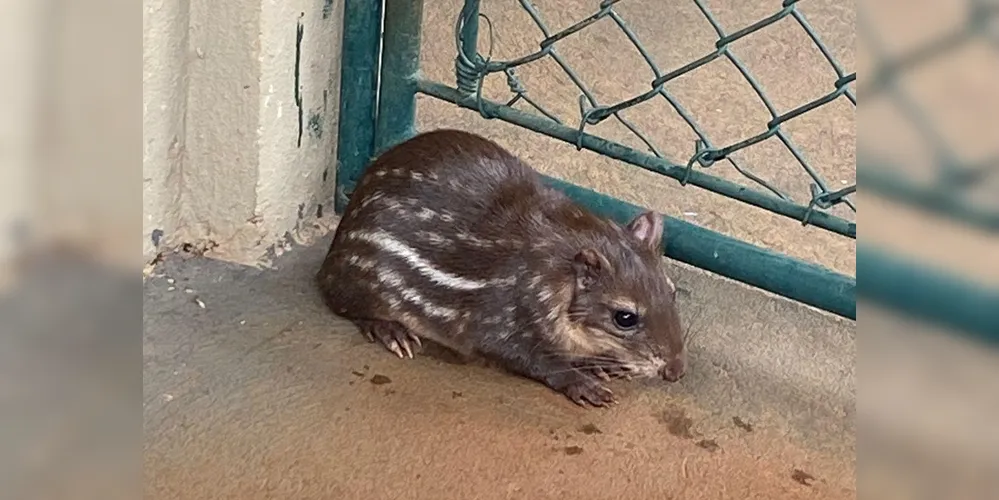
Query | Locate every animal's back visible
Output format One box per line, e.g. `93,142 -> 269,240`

348,129 -> 537,218
327,129 -> 543,271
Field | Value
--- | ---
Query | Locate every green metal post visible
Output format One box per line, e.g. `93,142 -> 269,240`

455,0 -> 481,94
334,0 -> 384,213
375,0 -> 425,154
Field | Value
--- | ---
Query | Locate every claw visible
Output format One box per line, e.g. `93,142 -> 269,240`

386,339 -> 405,358
408,334 -> 422,348
594,368 -> 611,381
400,340 -> 414,359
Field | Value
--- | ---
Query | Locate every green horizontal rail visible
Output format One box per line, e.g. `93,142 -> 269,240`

417,79 -> 856,239
544,176 -> 855,320
857,244 -> 999,346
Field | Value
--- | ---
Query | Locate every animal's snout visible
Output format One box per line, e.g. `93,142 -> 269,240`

659,354 -> 686,382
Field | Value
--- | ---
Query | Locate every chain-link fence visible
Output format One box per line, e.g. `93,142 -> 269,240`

329,0 -> 857,319
451,0 -> 856,237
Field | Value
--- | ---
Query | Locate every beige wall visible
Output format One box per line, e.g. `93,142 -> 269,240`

2,0 -> 146,279
143,0 -> 342,263
0,0 -> 42,267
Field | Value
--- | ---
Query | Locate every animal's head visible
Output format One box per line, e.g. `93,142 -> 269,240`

558,210 -> 686,382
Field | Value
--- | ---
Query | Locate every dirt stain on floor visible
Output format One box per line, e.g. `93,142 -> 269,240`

659,408 -> 695,439
791,469 -> 816,487
733,416 -> 754,432
696,439 -> 720,452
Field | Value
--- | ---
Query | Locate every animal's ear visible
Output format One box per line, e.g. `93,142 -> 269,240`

572,248 -> 604,290
626,210 -> 664,252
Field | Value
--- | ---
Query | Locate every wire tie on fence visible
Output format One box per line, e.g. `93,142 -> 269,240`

801,198 -> 817,226
681,139 -> 727,185
811,183 -> 857,209
834,73 -> 856,91
454,10 -> 476,93
505,68 -> 526,94
695,139 -> 717,167
681,147 -> 710,186
474,74 -> 493,119
465,13 -> 498,120
575,95 -> 599,150
503,68 -> 525,108
681,155 -> 699,186
802,183 -> 856,225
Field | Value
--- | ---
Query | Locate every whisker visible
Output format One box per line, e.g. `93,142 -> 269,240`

572,361 -> 630,370
545,363 -> 632,376
682,307 -> 704,344
533,352 -> 623,363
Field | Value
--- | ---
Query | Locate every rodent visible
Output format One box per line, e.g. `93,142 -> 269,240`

317,129 -> 686,407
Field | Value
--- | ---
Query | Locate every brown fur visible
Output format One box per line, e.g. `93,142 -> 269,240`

317,129 -> 686,407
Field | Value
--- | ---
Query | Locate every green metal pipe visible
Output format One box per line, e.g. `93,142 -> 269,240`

857,244 -> 999,345
416,78 -> 857,239
376,0 -> 425,154
334,0 -> 384,213
543,176 -> 856,320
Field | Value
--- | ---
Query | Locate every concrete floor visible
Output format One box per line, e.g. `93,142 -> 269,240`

143,230 -> 855,499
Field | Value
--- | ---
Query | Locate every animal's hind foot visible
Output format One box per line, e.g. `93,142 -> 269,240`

355,320 -> 422,359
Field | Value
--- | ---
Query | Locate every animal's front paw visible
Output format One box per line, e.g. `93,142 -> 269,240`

356,320 -> 422,359
562,374 -> 616,407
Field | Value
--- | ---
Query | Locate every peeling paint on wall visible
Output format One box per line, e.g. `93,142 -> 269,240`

151,228 -> 165,247
308,111 -> 323,139
295,13 -> 305,147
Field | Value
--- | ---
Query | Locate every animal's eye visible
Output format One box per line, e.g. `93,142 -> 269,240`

613,310 -> 640,330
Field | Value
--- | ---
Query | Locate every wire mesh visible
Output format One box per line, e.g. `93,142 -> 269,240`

452,0 -> 857,236
858,0 -> 999,232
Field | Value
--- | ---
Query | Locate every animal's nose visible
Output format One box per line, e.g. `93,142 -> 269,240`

660,355 -> 686,382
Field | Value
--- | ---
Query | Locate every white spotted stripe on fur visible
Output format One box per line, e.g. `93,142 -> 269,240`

347,228 -> 515,290
374,267 -> 459,320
